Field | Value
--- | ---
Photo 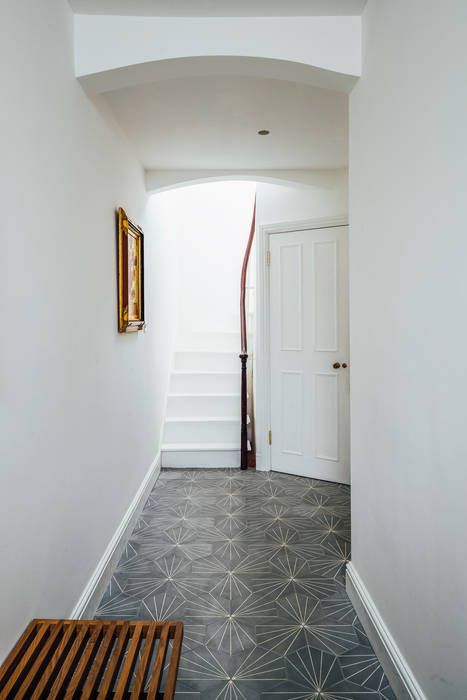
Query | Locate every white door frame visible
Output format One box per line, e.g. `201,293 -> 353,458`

255,215 -> 349,472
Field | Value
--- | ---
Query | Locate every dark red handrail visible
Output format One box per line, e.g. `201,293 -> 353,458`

240,199 -> 256,354
240,198 -> 256,469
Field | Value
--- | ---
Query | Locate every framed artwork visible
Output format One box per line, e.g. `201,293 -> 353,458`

117,207 -> 145,332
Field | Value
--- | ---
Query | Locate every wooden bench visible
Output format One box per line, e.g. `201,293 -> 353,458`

0,619 -> 183,699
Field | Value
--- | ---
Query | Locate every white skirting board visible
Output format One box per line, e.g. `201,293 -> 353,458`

70,453 -> 161,620
346,563 -> 426,700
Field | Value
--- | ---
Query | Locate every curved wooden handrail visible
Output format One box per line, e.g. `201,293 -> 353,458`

240,198 -> 256,470
240,199 -> 256,355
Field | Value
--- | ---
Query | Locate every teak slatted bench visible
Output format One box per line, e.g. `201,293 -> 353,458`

0,619 -> 183,699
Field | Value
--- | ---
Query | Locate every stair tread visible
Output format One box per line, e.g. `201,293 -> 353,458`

162,443 -> 240,451
174,349 -> 239,354
165,416 -> 240,423
172,370 -> 240,375
168,392 -> 241,398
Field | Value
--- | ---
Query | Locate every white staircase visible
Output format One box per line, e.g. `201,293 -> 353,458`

161,333 -> 241,467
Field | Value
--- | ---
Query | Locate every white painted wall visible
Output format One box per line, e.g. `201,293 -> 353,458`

147,182 -> 256,340
74,15 -> 361,90
0,0 -> 175,660
176,182 -> 256,337
256,171 -> 348,226
349,1 -> 467,697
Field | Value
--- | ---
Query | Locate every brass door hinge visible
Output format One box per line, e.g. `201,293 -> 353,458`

268,430 -> 272,445
266,250 -> 271,266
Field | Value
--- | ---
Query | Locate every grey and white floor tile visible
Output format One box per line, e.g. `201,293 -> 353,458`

96,467 -> 395,699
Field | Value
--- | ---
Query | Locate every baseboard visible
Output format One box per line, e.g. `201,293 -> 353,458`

70,453 -> 161,619
346,563 -> 426,700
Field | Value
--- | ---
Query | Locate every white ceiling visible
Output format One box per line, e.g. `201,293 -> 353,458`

69,0 -> 366,16
103,75 -> 348,170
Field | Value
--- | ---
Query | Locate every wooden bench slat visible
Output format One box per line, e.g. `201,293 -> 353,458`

114,622 -> 144,700
30,623 -> 77,700
130,625 -> 158,699
96,621 -> 130,699
163,623 -> 184,700
64,623 -> 103,699
48,623 -> 89,699
0,621 -> 38,693
80,622 -> 118,700
146,623 -> 170,700
15,622 -> 64,700
1,621 -> 52,698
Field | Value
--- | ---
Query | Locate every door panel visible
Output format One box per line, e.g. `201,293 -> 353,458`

314,371 -> 339,462
269,226 -> 350,484
313,240 -> 338,351
281,370 -> 303,455
280,243 -> 303,351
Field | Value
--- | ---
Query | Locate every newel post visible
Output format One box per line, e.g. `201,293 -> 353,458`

240,352 -> 248,470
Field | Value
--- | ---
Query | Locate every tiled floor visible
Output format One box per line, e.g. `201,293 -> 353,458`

96,468 -> 395,699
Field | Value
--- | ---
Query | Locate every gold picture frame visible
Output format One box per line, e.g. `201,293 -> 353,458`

117,207 -> 145,333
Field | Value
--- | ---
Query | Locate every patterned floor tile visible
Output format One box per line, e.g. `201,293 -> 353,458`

95,467 -> 394,698
256,591 -> 359,657
178,645 -> 286,700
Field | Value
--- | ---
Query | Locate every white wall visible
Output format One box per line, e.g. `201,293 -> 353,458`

349,1 -> 467,697
256,171 -> 348,225
74,15 -> 361,94
0,0 -> 175,660
148,182 -> 256,340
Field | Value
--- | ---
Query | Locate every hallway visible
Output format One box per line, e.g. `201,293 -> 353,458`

96,469 -> 395,698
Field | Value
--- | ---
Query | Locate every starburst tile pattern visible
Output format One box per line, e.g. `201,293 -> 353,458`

95,468 -> 395,699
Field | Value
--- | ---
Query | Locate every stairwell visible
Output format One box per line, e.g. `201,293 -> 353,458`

161,332 -> 243,467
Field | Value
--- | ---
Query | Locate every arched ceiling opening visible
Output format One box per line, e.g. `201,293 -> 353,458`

144,168 -> 346,195
80,56 -> 358,96
73,12 -> 357,189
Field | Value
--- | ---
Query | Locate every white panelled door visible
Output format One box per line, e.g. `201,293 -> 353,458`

269,226 -> 350,484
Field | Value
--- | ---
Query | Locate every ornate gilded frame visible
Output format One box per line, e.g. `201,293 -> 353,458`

117,207 -> 145,333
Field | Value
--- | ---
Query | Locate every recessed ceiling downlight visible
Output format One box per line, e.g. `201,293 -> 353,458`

258,129 -> 270,135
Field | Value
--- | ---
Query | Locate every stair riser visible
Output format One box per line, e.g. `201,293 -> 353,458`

174,352 -> 239,372
170,373 -> 240,394
176,331 -> 239,352
167,395 -> 240,418
162,450 -> 240,468
164,420 -> 240,444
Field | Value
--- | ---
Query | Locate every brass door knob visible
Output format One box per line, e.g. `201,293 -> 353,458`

333,362 -> 341,369
342,363 -> 348,368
